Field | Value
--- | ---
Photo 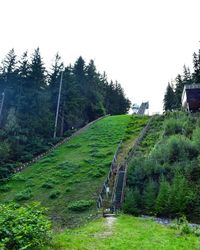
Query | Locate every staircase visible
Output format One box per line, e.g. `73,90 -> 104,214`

98,116 -> 154,215
137,102 -> 149,115
113,169 -> 126,210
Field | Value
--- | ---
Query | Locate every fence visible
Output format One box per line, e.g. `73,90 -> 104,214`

111,116 -> 154,211
96,139 -> 122,208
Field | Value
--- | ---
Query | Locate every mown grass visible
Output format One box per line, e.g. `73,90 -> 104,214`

42,214 -> 200,250
0,115 -> 133,227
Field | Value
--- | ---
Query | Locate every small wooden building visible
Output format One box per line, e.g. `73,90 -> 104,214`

182,84 -> 200,112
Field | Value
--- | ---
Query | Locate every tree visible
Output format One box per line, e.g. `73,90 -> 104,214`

174,74 -> 184,108
182,65 -> 192,85
123,188 -> 142,215
192,51 -> 200,83
163,83 -> 176,111
143,179 -> 157,214
169,174 -> 190,216
155,176 -> 171,216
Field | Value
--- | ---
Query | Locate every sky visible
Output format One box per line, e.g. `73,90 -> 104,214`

0,0 -> 200,114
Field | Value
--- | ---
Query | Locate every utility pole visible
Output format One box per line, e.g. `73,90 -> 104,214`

0,92 -> 5,125
53,69 -> 64,139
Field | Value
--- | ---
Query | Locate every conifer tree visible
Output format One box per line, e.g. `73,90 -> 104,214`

163,83 -> 176,111
155,177 -> 171,216
174,74 -> 184,108
143,179 -> 157,214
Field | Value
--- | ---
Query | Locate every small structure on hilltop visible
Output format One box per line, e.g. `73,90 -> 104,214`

132,102 -> 149,115
132,104 -> 140,114
182,84 -> 200,112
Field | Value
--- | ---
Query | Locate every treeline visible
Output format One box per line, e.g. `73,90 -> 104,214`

124,112 -> 200,222
0,48 -> 130,181
163,49 -> 200,111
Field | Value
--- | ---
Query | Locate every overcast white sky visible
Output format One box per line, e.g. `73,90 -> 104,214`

0,0 -> 200,113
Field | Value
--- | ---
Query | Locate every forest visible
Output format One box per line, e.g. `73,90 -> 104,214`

0,48 -> 131,182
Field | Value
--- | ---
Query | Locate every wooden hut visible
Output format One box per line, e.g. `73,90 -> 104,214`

182,84 -> 200,112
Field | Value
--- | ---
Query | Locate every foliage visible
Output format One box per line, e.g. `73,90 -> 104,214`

125,112 -> 200,222
163,83 -> 176,111
49,190 -> 60,199
15,188 -> 32,201
67,200 -> 94,212
0,115 -> 134,227
0,202 -> 52,250
0,49 -> 131,182
122,189 -> 142,215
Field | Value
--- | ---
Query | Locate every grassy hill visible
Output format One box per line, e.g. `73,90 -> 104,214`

0,115 -> 148,228
42,214 -> 200,250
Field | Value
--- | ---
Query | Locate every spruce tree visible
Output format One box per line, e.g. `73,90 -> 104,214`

143,179 -> 157,214
174,74 -> 184,108
163,83 -> 176,111
155,177 -> 171,216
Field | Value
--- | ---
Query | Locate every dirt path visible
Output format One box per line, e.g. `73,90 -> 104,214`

95,216 -> 117,238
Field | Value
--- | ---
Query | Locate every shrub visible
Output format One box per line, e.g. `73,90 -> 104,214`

151,135 -> 198,164
0,202 -> 52,250
65,187 -> 72,192
163,118 -> 184,136
15,188 -> 32,201
192,127 -> 200,152
0,185 -> 11,192
41,182 -> 54,189
68,200 -> 94,211
49,190 -> 60,199
12,174 -> 26,181
65,143 -> 81,149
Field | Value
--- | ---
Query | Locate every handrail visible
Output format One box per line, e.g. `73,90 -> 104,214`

112,116 -> 154,211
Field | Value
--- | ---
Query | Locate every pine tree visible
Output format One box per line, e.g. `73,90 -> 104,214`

182,65 -> 192,85
143,179 -> 157,214
163,83 -> 176,111
192,51 -> 200,83
174,74 -> 184,108
169,173 -> 190,216
155,176 -> 171,216
123,188 -> 142,215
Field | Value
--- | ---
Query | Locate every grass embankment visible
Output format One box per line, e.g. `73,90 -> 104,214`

0,115 -> 130,227
43,214 -> 200,250
0,115 -> 148,228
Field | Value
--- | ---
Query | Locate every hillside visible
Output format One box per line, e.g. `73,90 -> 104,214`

124,112 -> 200,223
42,215 -> 200,250
0,115 -> 148,228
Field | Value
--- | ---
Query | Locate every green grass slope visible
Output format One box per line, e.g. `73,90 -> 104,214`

0,115 -> 149,227
43,215 -> 200,250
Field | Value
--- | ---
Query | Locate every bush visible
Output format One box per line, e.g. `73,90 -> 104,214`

0,185 -> 11,192
0,202 -> 52,250
151,135 -> 198,164
41,182 -> 54,189
68,200 -> 94,211
163,118 -> 184,136
15,188 -> 32,201
49,190 -> 60,199
192,127 -> 200,152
